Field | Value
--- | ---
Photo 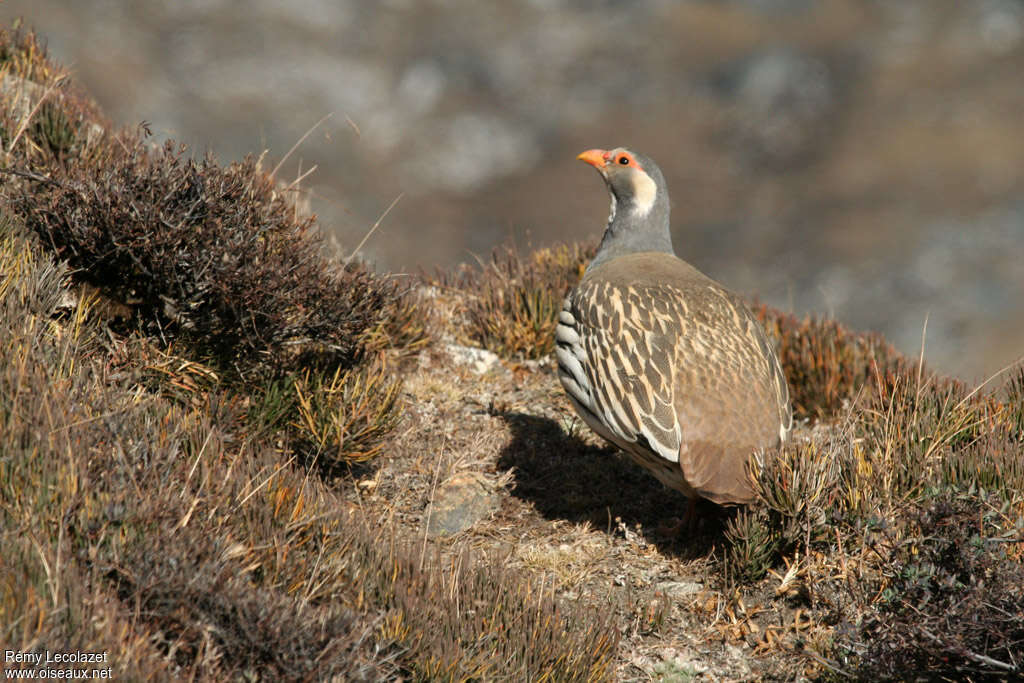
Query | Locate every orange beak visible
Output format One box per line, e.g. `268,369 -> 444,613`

577,148 -> 608,169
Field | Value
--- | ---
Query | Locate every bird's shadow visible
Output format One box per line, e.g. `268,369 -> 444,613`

495,410 -> 734,559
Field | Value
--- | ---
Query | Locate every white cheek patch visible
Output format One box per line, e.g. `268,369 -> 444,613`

631,170 -> 657,217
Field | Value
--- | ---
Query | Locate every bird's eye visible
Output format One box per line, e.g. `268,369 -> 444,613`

617,155 -> 630,165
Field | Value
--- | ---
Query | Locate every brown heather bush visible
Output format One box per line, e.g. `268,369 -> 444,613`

10,134 -> 421,468
842,493 -> 1024,680
0,26 -> 427,471
0,215 -> 618,680
445,240 -> 595,360
727,351 -> 1024,677
12,135 -> 402,378
756,306 -> 916,421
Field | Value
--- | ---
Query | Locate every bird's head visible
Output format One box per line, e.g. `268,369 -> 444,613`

576,146 -> 674,268
577,147 -> 667,220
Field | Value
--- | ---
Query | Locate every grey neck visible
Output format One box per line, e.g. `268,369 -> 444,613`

587,193 -> 673,273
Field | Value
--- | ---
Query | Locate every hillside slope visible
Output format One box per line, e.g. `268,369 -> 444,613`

2,27 -> 1022,681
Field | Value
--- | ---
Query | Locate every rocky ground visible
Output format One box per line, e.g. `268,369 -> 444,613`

342,287 -> 837,681
2,0 -> 1023,381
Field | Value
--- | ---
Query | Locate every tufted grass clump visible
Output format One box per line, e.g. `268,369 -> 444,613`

446,240 -> 595,360
727,436 -> 846,582
0,25 -> 107,165
29,99 -> 76,157
852,370 -> 1024,509
724,507 -> 780,583
292,357 -> 403,469
757,306 -> 915,421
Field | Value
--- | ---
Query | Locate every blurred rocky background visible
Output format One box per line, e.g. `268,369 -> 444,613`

3,0 -> 1022,382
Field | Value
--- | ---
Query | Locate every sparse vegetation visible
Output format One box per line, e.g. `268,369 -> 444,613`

756,306 -> 916,421
1,24 -> 426,471
452,238 -> 1023,678
14,132 -> 400,379
0,28 -> 614,681
728,350 -> 1024,677
2,22 -> 1022,681
0,213 -> 617,678
442,240 -> 594,360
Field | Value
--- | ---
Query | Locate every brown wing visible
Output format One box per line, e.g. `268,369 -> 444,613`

671,287 -> 789,504
563,279 -> 683,463
562,252 -> 791,504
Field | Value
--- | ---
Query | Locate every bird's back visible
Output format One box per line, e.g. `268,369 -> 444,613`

556,251 -> 791,504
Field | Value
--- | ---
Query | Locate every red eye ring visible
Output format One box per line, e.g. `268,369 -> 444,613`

617,155 -> 630,165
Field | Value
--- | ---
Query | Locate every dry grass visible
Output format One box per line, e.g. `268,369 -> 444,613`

0,24 -> 427,471
3,21 -> 1023,681
0,195 -> 617,681
728,354 -> 1024,678
438,240 -> 595,360
431,237 -> 1024,679
291,356 -> 403,468
0,27 -> 615,681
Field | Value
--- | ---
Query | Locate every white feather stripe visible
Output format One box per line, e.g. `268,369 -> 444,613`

643,427 -> 680,464
555,322 -> 580,345
621,376 -> 681,464
590,358 -> 634,443
602,399 -> 634,444
556,346 -> 590,402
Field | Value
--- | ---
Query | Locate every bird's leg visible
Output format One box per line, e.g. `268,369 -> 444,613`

656,497 -> 701,539
682,496 -> 699,532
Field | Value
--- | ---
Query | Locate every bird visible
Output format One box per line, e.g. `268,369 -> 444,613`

556,147 -> 792,510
